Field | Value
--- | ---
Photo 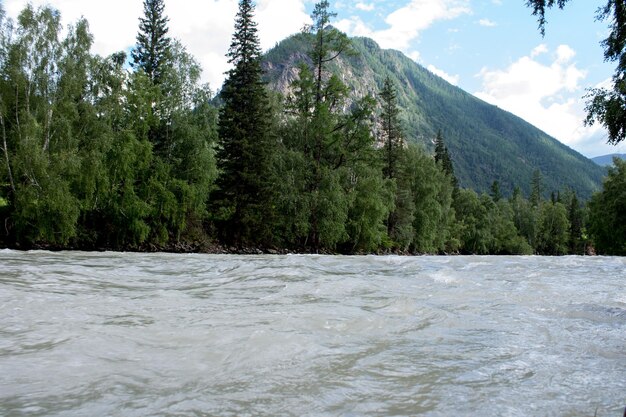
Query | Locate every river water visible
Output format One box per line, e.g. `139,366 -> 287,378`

0,251 -> 625,416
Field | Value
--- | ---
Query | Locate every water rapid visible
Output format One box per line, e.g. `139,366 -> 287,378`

1,251 -> 624,416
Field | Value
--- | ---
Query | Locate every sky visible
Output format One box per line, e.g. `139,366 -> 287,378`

4,0 -> 626,158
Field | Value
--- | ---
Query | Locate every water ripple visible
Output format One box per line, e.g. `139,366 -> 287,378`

0,251 -> 624,416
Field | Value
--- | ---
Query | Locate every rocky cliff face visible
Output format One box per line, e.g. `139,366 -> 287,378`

262,51 -> 310,96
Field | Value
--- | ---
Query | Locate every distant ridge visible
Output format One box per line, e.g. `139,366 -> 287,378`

262,33 -> 606,199
592,153 -> 626,166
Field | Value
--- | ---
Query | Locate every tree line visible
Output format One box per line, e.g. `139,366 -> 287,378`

0,0 -> 623,256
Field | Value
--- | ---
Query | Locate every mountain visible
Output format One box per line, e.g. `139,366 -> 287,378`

262,33 -> 606,200
592,153 -> 626,166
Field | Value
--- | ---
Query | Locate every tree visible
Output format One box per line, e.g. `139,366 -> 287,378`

490,180 -> 502,202
434,130 -> 458,190
536,201 -> 570,255
309,0 -> 352,108
566,191 -> 585,254
526,0 -> 626,144
529,169 -> 543,207
510,186 -> 538,249
406,145 -> 457,253
380,76 -> 403,180
213,0 -> 277,247
279,0 -> 382,251
131,0 -> 171,85
0,5 -> 80,245
378,76 -> 407,246
130,0 -> 172,157
588,158 -> 626,255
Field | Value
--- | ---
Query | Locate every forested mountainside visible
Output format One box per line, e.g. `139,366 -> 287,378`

263,33 -> 605,199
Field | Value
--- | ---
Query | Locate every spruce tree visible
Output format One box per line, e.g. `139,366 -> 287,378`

380,76 -> 402,180
567,191 -> 583,254
434,131 -> 458,189
530,169 -> 543,207
490,180 -> 502,202
378,76 -> 411,247
131,0 -> 171,85
130,0 -> 172,157
214,0 -> 276,246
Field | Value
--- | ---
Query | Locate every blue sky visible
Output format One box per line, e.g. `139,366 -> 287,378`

5,0 -> 626,157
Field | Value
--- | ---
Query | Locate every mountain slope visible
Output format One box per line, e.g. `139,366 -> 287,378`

262,33 -> 605,199
592,153 -> 626,166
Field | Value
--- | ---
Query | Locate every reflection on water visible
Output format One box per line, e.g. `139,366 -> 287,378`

0,251 -> 625,416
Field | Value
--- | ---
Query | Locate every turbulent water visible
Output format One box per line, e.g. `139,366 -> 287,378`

0,251 -> 625,417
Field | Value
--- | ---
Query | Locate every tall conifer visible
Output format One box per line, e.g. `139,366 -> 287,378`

131,0 -> 171,85
380,76 -> 402,180
434,131 -> 458,189
530,169 -> 543,207
214,0 -> 276,246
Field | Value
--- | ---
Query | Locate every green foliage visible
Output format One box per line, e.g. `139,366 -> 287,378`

273,146 -> 312,247
510,188 -> 538,249
131,0 -> 171,85
434,131 -> 457,190
1,2 -> 619,256
403,145 -> 456,253
379,76 -> 403,180
564,190 -> 585,254
530,169 -> 544,207
536,201 -> 570,255
345,159 -> 394,253
315,167 -> 349,249
0,3 -> 216,250
490,200 -> 533,255
490,180 -> 502,202
588,158 -> 626,255
453,189 -> 533,255
263,34 -> 605,199
213,0 -> 277,247
275,0 -> 387,252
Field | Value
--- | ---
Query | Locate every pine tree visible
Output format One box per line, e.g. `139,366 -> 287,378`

131,0 -> 171,85
214,0 -> 276,246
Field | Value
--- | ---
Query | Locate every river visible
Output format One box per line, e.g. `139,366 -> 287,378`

0,251 -> 625,416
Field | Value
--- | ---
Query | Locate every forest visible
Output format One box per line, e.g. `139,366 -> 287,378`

0,0 -> 624,256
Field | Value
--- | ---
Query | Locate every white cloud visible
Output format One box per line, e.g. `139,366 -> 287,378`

427,64 -> 460,85
336,0 -> 470,52
355,3 -> 375,12
478,18 -> 496,27
474,44 -> 614,156
4,0 -> 310,89
531,44 -> 548,58
5,0 -> 143,57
